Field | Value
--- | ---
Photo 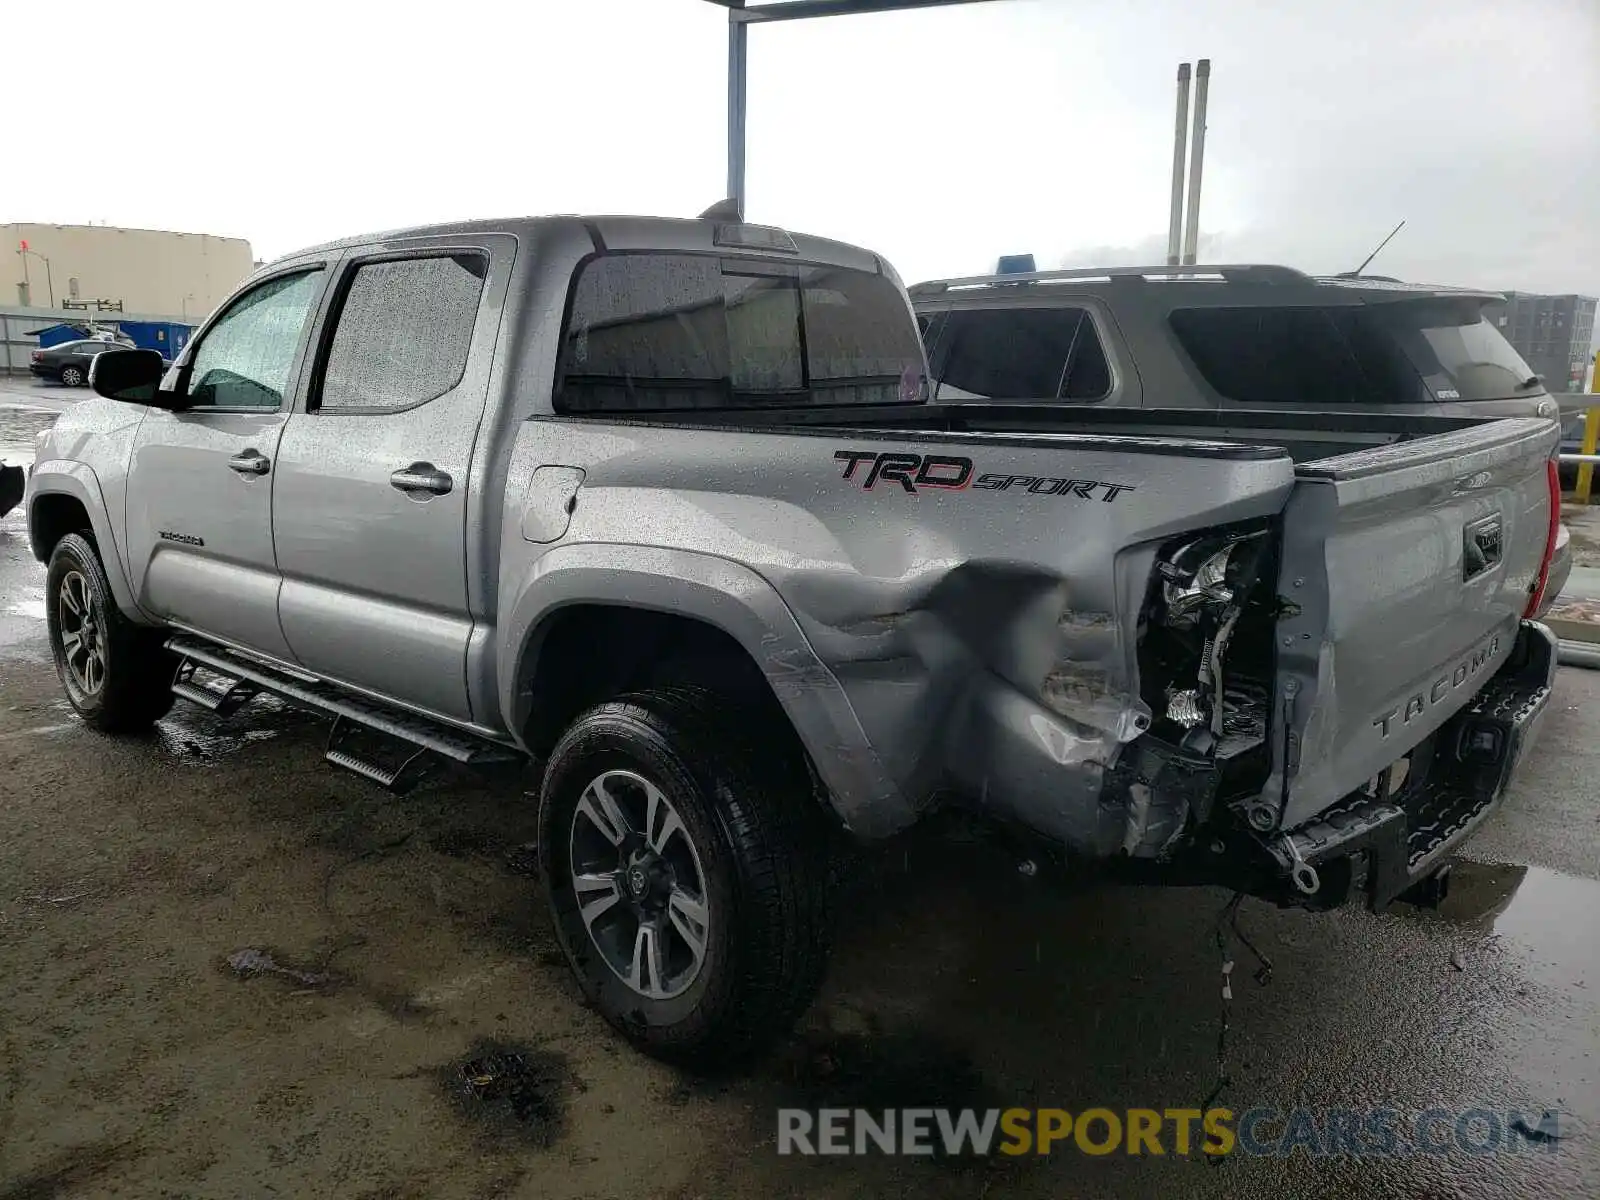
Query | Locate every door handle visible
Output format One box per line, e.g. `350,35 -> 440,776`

390,462 -> 453,497
227,449 -> 271,476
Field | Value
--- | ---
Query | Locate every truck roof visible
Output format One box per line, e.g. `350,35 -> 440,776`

908,264 -> 1504,307
279,214 -> 889,278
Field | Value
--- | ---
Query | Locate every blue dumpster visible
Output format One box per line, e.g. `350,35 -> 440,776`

118,320 -> 195,361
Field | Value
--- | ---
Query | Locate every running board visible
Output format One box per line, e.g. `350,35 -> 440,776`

166,635 -> 521,789
324,714 -> 436,793
173,658 -> 260,716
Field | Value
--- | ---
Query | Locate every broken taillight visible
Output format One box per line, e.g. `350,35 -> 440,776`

1524,458 -> 1561,619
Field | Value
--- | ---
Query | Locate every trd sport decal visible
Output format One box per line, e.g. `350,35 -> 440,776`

833,450 -> 1135,502
833,450 -> 971,492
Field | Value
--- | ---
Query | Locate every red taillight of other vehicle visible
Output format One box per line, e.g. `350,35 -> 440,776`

1524,458 -> 1561,619
30,350 -> 42,361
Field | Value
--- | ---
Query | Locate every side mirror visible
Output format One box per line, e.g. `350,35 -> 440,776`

90,348 -> 177,407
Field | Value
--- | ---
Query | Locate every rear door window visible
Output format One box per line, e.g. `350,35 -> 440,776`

556,253 -> 926,413
316,254 -> 487,412
921,307 -> 1111,402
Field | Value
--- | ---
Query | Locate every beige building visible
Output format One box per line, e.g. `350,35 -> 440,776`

3,222 -> 254,321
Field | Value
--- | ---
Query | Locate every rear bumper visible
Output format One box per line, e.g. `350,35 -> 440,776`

1537,528 -> 1573,615
1266,620 -> 1557,909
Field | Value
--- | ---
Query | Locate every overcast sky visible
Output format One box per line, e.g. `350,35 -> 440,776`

9,0 -> 1597,296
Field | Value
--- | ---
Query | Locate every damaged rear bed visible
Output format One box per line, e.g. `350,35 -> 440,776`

619,403 -> 1561,908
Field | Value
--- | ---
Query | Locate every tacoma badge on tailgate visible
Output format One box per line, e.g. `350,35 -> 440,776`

1372,632 -> 1503,738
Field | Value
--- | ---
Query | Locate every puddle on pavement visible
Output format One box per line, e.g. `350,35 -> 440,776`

154,694 -> 314,761
224,947 -> 333,988
0,588 -> 48,654
1399,859 -> 1599,988
0,403 -> 60,465
746,1026 -> 1008,1170
429,824 -> 541,877
775,1027 -> 993,1114
439,1040 -> 575,1147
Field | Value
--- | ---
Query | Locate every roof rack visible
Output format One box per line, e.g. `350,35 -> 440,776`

908,263 -> 1313,296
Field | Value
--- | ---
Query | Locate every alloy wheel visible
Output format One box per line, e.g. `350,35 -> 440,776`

57,570 -> 106,695
567,768 -> 712,1000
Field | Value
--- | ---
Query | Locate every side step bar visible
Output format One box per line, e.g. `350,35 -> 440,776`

173,658 -> 260,716
166,634 -> 521,789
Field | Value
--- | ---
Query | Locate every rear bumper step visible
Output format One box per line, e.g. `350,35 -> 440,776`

1267,620 -> 1557,909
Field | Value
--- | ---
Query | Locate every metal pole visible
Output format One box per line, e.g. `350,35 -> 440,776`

1180,58 -> 1210,266
730,0 -> 1007,22
41,255 -> 54,308
1558,640 -> 1600,671
1576,348 -> 1600,503
1167,63 -> 1191,266
710,0 -> 1005,214
727,16 -> 749,214
17,250 -> 30,307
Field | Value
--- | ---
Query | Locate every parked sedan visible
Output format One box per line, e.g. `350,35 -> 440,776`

29,339 -> 136,387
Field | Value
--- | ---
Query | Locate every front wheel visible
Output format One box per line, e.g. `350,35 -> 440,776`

538,687 -> 833,1067
46,534 -> 176,732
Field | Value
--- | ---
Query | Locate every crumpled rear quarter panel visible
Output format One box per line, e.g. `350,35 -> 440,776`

512,418 -> 1295,848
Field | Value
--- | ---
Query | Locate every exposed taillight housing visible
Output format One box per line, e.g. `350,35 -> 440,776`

1524,458 -> 1561,618
30,350 -> 42,362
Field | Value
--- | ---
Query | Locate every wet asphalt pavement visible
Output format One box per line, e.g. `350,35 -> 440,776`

0,382 -> 1596,1198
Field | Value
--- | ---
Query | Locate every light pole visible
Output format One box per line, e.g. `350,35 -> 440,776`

16,245 -> 54,307
703,0 -> 1009,215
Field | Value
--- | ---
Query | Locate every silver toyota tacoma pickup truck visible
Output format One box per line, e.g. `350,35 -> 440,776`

24,213 -> 1562,1065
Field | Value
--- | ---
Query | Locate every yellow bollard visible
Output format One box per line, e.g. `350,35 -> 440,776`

1578,349 -> 1600,505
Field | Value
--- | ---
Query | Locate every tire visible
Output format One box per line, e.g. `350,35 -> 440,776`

538,687 -> 833,1068
59,365 -> 84,387
45,533 -> 176,733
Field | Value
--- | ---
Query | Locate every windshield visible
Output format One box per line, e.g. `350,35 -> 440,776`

557,253 -> 927,413
1170,301 -> 1542,404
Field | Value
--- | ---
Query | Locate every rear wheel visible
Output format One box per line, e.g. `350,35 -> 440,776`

46,533 -> 176,732
58,364 -> 84,387
538,687 -> 833,1067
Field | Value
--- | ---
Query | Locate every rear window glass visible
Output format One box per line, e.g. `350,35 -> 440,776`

556,254 -> 927,413
1170,306 -> 1423,404
1170,302 -> 1541,404
920,307 -> 1111,402
1386,301 -> 1541,401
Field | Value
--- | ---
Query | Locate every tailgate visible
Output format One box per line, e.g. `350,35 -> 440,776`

1270,416 -> 1557,829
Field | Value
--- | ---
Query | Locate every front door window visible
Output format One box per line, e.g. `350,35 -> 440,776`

187,271 -> 323,409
